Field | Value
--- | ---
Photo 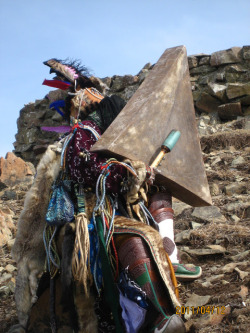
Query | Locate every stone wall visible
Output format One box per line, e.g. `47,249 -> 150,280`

14,46 -> 250,165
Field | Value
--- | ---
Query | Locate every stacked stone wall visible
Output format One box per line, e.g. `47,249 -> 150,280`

14,46 -> 250,165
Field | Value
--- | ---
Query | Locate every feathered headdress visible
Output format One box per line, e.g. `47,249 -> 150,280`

43,58 -> 91,83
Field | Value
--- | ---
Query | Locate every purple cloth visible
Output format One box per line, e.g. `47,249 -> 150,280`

119,291 -> 147,333
66,120 -> 126,193
41,126 -> 71,133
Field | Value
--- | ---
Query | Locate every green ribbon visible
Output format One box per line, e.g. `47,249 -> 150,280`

96,216 -> 124,333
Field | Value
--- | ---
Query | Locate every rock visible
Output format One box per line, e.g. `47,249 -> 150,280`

194,305 -> 231,328
208,83 -> 227,101
181,246 -> 226,256
239,286 -> 248,300
199,56 -> 210,66
192,90 -> 201,102
215,71 -> 226,82
190,65 -> 215,75
111,75 -> 139,92
185,293 -> 211,308
221,280 -> 230,285
225,64 -> 249,83
33,145 -> 48,155
191,206 -> 226,223
210,183 -> 220,196
123,85 -> 139,101
211,156 -> 221,166
141,62 -> 152,71
242,45 -> 250,60
0,208 -> 15,247
200,274 -> 224,287
231,214 -> 240,222
1,207 -> 14,216
0,285 -> 11,296
172,202 -> 191,216
224,183 -> 246,195
5,264 -> 16,273
52,111 -> 64,121
210,47 -> 242,66
207,244 -> 227,252
224,201 -> 250,212
0,273 -> 12,284
191,221 -> 202,229
0,152 -> 35,187
231,155 -> 245,167
218,102 -> 243,120
226,82 -> 250,99
221,262 -> 248,273
175,230 -> 192,244
6,280 -> 15,294
0,181 -> 8,191
46,89 -> 68,103
234,267 -> 249,280
101,76 -> 112,88
230,250 -> 250,261
196,92 -> 221,113
188,56 -> 198,69
6,238 -> 15,250
2,190 -> 17,200
138,69 -> 149,84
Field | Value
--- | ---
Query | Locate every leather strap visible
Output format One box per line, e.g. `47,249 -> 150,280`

150,207 -> 174,223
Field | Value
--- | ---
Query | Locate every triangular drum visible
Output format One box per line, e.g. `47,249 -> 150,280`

92,46 -> 212,207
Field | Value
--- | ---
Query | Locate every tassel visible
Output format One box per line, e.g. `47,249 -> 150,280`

72,212 -> 91,295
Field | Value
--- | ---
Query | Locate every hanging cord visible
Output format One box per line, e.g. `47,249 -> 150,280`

43,225 -> 60,278
92,160 -> 138,285
72,212 -> 90,295
68,89 -> 85,121
138,201 -> 159,231
72,184 -> 91,295
61,132 -> 75,169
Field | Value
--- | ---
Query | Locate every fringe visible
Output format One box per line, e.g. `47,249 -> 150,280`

72,213 -> 91,295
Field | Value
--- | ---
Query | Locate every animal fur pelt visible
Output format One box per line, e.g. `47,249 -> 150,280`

10,141 -> 62,331
114,216 -> 181,310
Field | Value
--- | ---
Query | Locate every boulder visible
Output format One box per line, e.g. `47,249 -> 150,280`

190,65 -> 215,75
196,92 -> 221,113
0,208 -> 15,247
46,89 -> 68,103
226,82 -> 250,99
188,56 -> 198,69
191,206 -> 226,223
242,45 -> 250,60
218,102 -> 243,120
199,56 -> 210,66
111,75 -> 139,92
231,155 -> 245,167
185,293 -> 211,308
207,83 -> 227,101
0,152 -> 35,187
210,47 -> 242,66
225,64 -> 249,83
224,183 -> 246,196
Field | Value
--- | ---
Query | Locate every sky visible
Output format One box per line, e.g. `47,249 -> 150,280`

0,0 -> 249,158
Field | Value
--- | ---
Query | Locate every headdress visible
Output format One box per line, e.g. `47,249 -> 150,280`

42,58 -> 105,128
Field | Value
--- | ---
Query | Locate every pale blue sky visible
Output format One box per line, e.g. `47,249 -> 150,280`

0,0 -> 249,158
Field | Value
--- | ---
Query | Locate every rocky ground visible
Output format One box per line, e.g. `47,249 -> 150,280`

0,114 -> 249,332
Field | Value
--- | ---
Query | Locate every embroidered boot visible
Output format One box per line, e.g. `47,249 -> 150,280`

149,191 -> 202,281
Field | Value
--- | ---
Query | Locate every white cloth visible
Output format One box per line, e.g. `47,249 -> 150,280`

158,218 -> 179,263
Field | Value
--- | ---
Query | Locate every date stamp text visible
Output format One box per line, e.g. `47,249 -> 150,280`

176,306 -> 226,315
